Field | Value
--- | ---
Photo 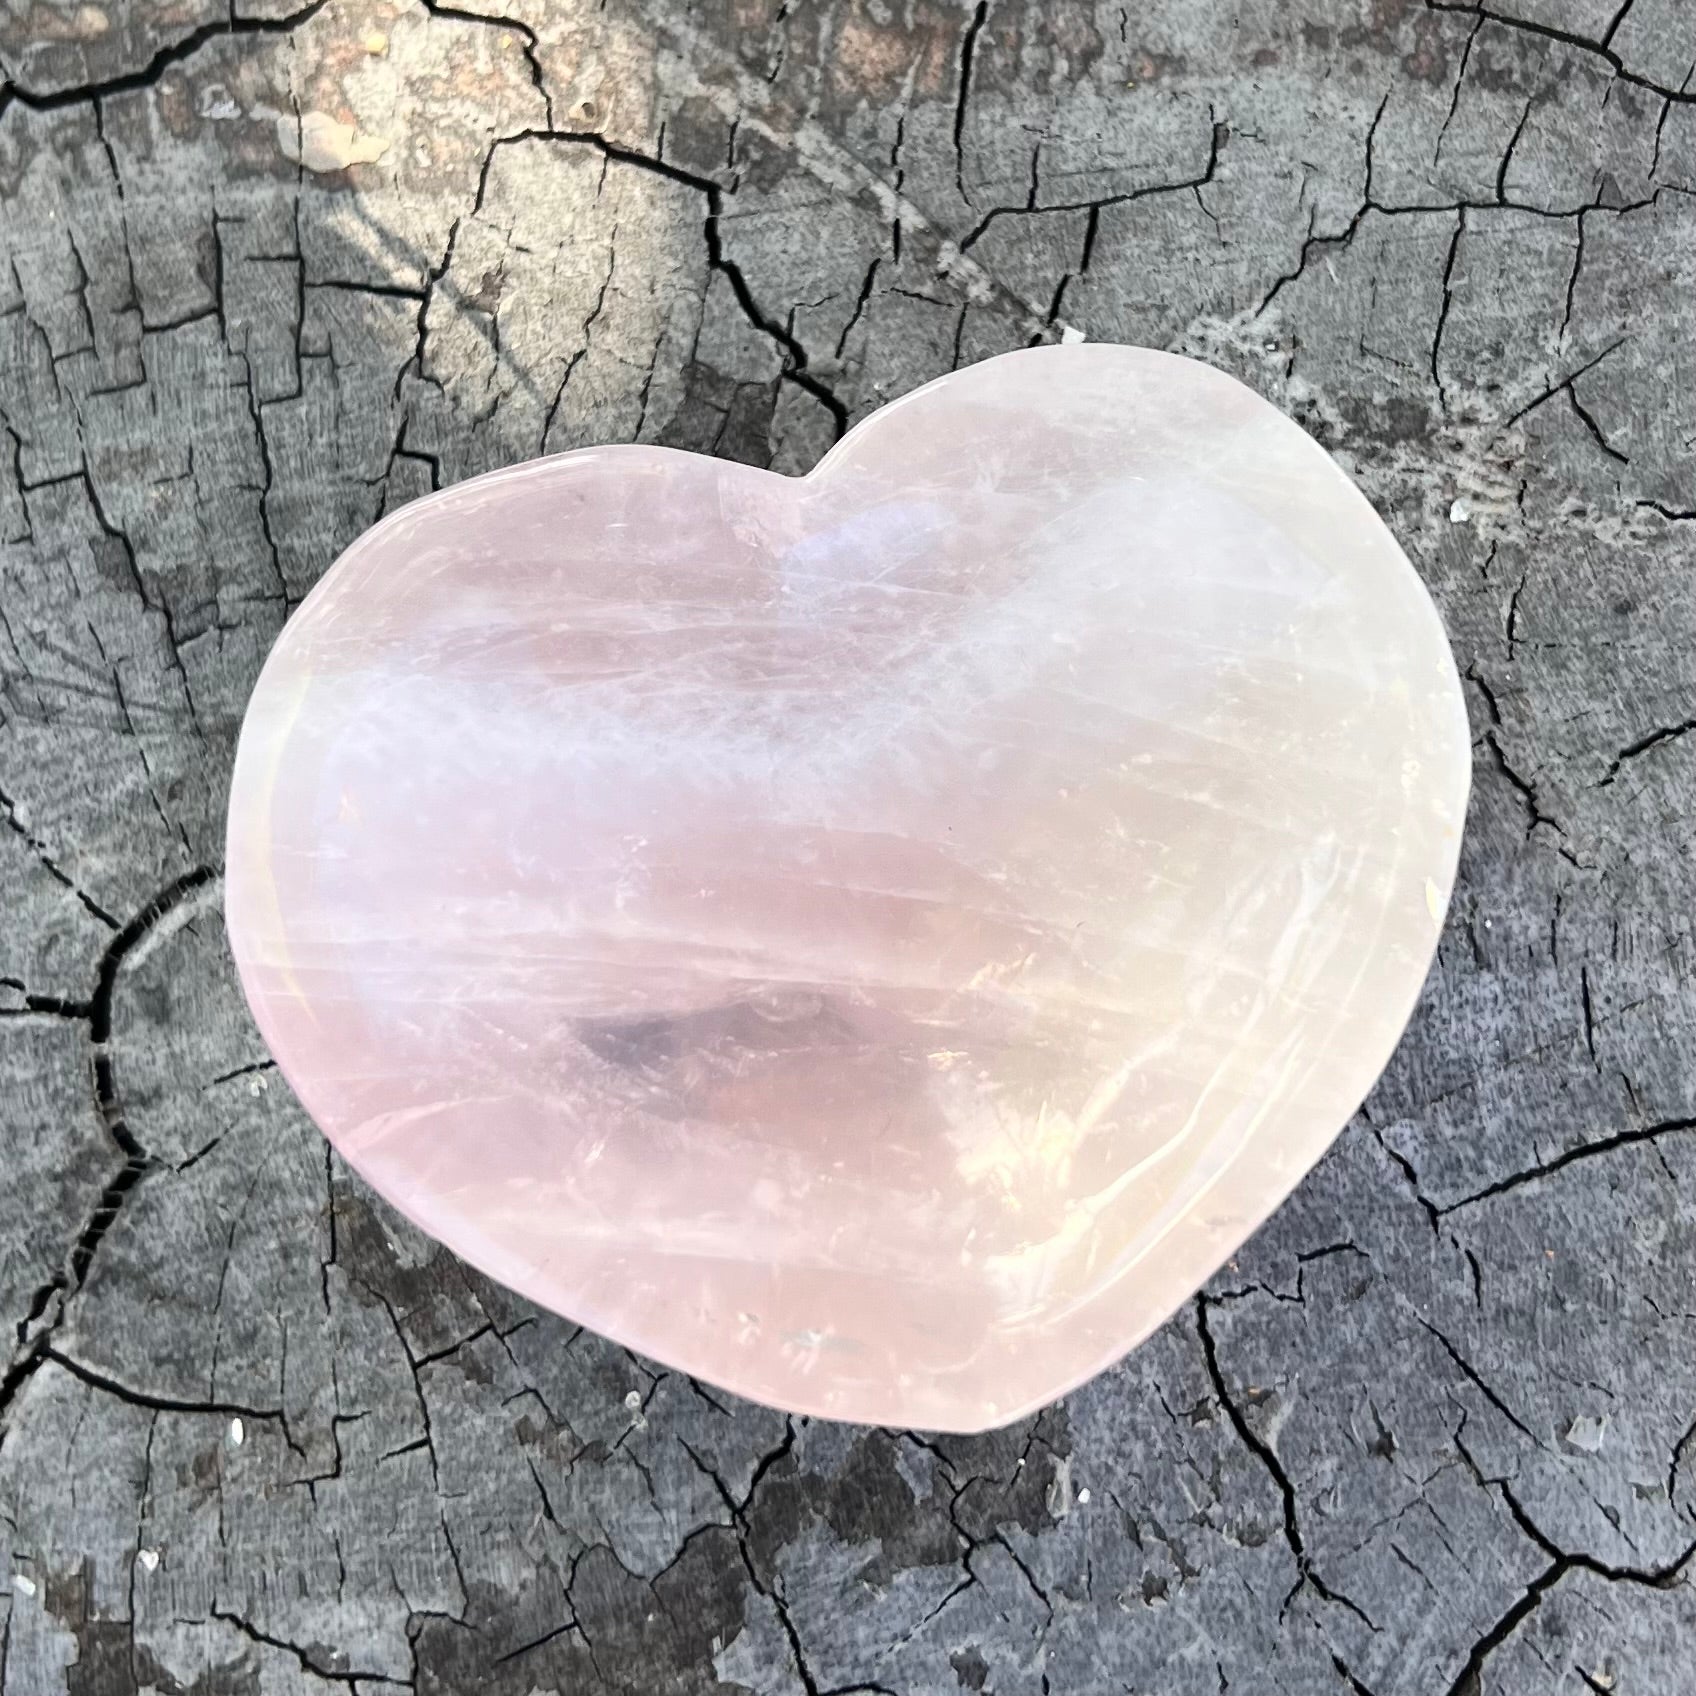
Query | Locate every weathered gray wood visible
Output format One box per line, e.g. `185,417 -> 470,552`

2,1 -> 1694,1690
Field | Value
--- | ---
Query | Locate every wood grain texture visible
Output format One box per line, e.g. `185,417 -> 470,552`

2,1 -> 1694,1690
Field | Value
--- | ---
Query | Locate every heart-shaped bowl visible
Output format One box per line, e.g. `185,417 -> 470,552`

226,344 -> 1468,1432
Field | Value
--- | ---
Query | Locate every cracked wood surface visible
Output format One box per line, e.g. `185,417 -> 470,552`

1,0 -> 1694,1691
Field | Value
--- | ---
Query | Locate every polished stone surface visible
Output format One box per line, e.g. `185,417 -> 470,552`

225,345 -> 1469,1431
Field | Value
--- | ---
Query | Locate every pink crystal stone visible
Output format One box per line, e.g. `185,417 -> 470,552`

225,345 -> 1469,1431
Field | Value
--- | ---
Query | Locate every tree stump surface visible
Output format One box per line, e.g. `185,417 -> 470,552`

2,1 -> 1695,1691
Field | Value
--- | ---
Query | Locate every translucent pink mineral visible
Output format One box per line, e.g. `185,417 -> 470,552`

225,346 -> 1469,1430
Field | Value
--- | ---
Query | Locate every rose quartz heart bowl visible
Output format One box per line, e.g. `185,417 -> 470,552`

226,345 -> 1469,1431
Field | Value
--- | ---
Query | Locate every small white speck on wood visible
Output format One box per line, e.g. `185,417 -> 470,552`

1449,497 -> 1472,523
137,1548 -> 161,1573
229,1417 -> 245,1447
12,1574 -> 36,1598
